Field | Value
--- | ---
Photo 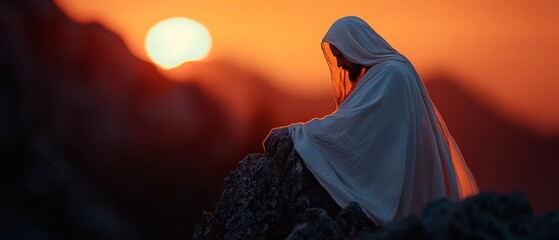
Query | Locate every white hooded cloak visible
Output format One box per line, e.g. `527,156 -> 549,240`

288,16 -> 479,225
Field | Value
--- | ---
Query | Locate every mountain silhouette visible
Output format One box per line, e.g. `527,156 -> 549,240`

0,0 -> 242,238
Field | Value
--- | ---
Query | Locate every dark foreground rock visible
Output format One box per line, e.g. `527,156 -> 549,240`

365,191 -> 559,240
193,138 -> 559,239
192,137 -> 377,239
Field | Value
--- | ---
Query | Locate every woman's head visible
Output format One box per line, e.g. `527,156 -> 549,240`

321,16 -> 406,106
322,16 -> 403,66
329,43 -> 364,82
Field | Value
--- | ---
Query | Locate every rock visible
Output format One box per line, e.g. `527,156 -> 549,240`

192,137 -> 377,239
286,202 -> 379,240
336,201 -> 378,238
285,208 -> 345,240
363,192 -> 559,240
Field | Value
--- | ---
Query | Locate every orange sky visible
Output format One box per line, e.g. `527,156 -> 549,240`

54,0 -> 559,135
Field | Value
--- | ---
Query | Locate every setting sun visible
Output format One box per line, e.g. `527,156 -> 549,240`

145,17 -> 212,69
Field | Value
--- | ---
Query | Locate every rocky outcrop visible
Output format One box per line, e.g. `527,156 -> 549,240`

286,201 -> 378,240
194,137 -> 559,239
364,191 -> 559,240
192,137 -> 377,239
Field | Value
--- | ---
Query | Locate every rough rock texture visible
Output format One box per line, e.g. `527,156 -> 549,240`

336,201 -> 379,238
192,137 -> 377,239
194,137 -> 559,240
285,202 -> 378,240
364,191 -> 559,240
285,208 -> 345,240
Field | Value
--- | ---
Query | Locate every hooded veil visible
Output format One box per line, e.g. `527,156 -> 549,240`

288,16 -> 478,225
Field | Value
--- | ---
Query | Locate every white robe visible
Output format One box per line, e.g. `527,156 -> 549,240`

288,16 -> 478,225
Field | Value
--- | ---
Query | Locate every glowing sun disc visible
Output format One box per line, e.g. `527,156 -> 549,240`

145,17 -> 212,69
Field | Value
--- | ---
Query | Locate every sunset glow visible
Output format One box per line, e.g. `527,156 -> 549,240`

24,1 -> 559,228
53,0 -> 559,135
145,17 -> 212,69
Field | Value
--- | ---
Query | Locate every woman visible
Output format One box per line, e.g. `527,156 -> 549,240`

263,16 -> 478,225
